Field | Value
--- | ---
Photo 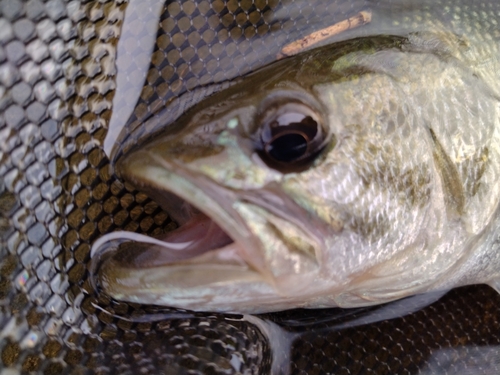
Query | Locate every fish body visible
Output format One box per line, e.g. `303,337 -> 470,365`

94,1 -> 500,313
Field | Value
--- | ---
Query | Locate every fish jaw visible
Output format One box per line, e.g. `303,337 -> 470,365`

119,149 -> 266,273
93,143 -> 334,313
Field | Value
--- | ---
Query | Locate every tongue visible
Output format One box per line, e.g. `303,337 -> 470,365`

158,214 -> 231,246
111,214 -> 233,268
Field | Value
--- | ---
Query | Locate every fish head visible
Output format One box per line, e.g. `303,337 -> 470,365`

94,35 -> 497,313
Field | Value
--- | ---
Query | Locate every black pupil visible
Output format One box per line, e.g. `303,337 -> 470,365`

264,112 -> 318,163
268,133 -> 308,162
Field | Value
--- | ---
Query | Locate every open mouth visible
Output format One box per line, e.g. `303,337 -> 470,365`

89,145 -> 329,312
120,149 -> 267,271
89,148 -> 273,305
108,211 -> 236,267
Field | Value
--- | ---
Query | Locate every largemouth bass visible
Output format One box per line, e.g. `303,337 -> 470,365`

92,3 -> 500,314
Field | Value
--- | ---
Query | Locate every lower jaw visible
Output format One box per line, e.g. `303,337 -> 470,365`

94,232 -> 269,311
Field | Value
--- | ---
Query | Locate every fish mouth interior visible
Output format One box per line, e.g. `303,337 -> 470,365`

109,204 -> 237,268
108,153 -> 267,276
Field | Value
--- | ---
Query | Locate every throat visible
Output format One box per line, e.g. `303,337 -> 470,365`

110,214 -> 234,268
158,213 -> 233,250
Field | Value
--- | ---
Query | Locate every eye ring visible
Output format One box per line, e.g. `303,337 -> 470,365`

255,92 -> 330,171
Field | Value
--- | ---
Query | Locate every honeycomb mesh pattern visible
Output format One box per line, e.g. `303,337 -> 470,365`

269,286 -> 500,375
0,0 -> 499,374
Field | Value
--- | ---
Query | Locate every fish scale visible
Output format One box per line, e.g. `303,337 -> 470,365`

1,0 -> 500,374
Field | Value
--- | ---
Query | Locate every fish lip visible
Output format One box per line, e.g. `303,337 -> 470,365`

116,148 -> 270,277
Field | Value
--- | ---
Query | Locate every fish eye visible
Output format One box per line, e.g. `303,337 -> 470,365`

257,99 -> 329,170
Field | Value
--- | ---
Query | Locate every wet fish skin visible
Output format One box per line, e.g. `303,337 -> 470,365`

96,5 -> 500,313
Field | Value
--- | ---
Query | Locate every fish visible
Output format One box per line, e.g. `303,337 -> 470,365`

5,0 -> 500,374
91,11 -> 500,314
